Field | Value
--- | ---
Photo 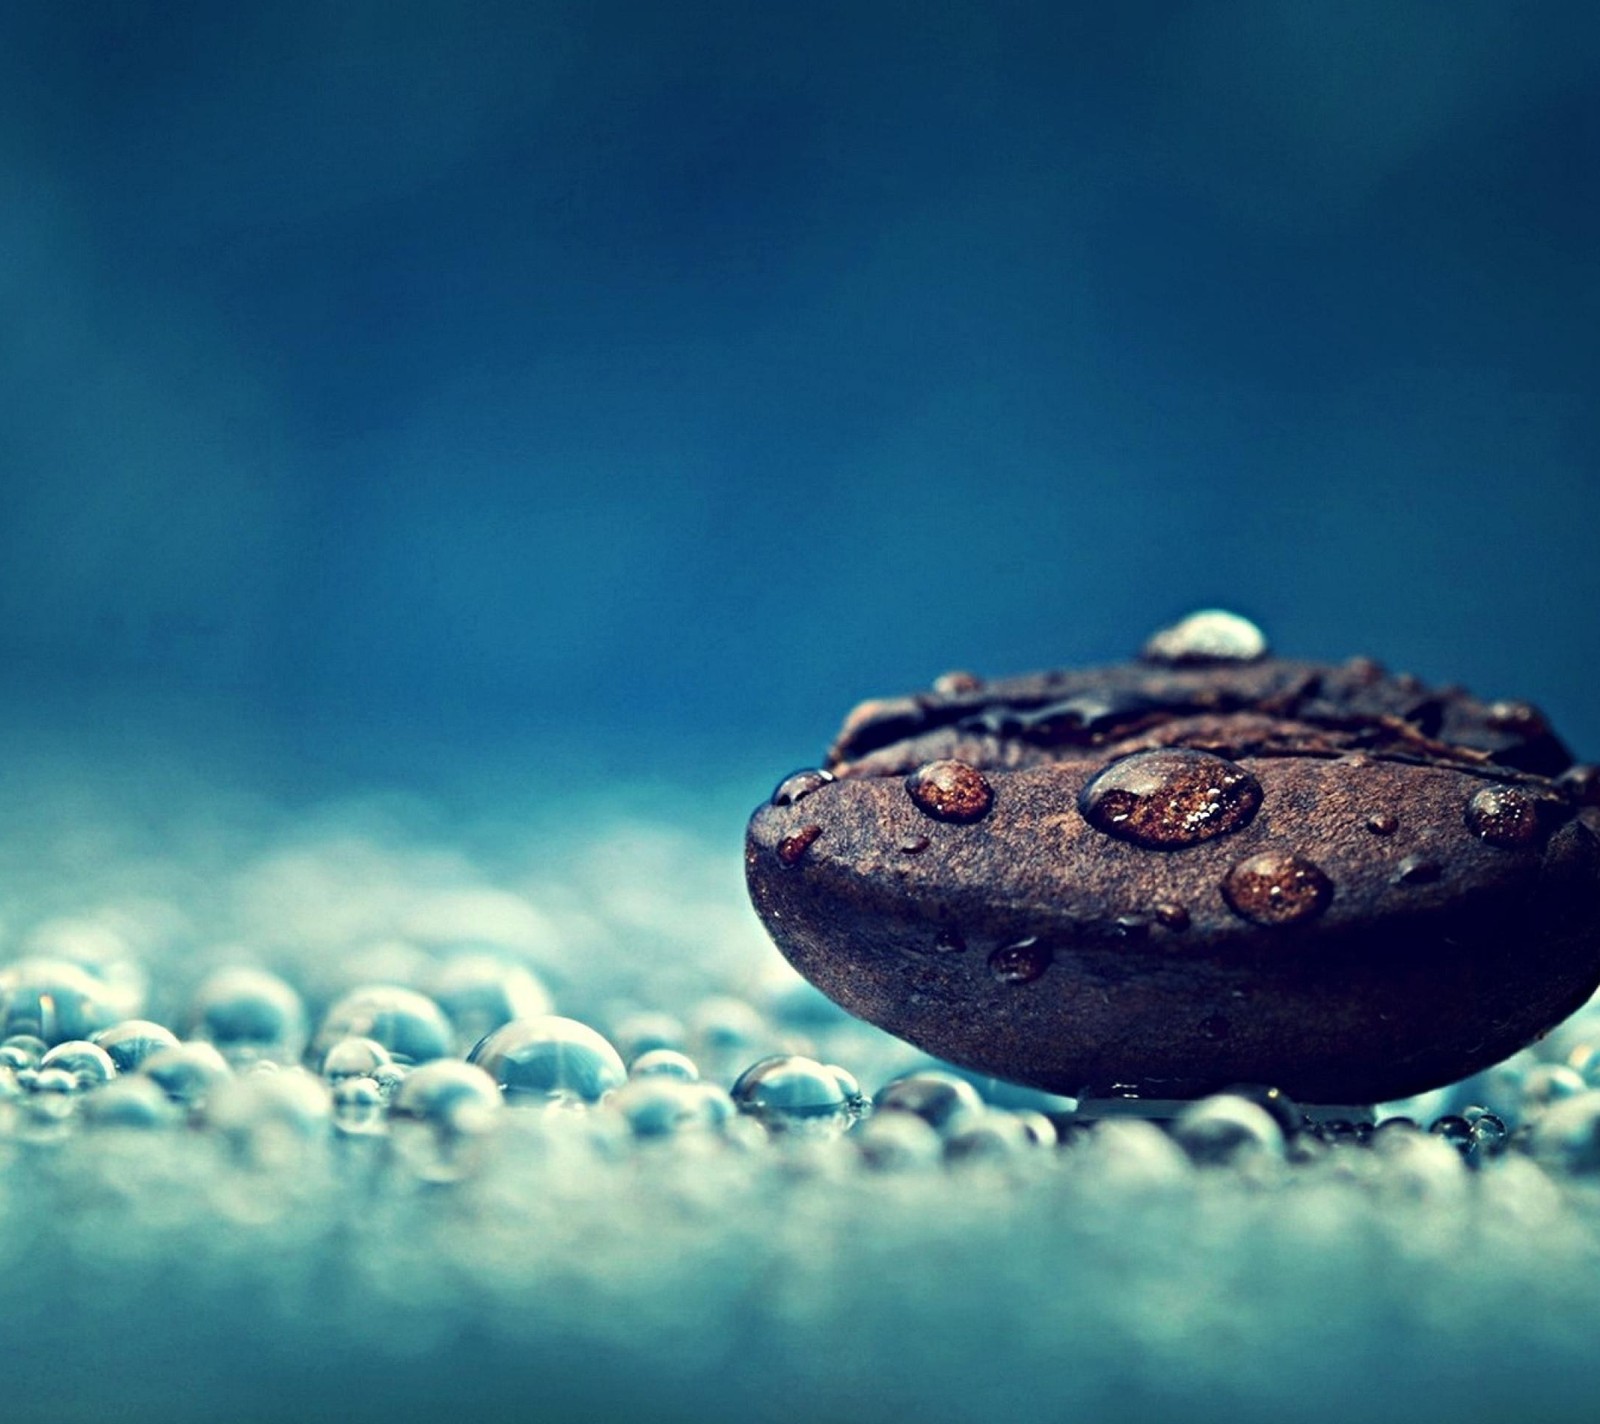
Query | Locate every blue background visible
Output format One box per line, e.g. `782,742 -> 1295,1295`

3,1 -> 1597,797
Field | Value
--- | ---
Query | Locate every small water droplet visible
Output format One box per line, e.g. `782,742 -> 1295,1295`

313,985 -> 453,1066
898,833 -> 931,855
932,670 -> 984,696
1465,784 -> 1546,849
776,823 -> 823,867
629,1048 -> 700,1081
1079,749 -> 1262,849
138,1041 -> 232,1108
190,967 -> 308,1067
320,1035 -> 393,1082
905,760 -> 994,824
1141,609 -> 1268,665
730,1054 -> 851,1137
91,1020 -> 179,1073
1111,915 -> 1150,942
468,1015 -> 626,1104
1152,901 -> 1191,932
39,1040 -> 117,1088
1486,699 -> 1547,733
770,768 -> 834,807
1394,854 -> 1442,886
873,1071 -> 985,1135
926,926 -> 966,955
331,1075 -> 387,1135
988,938 -> 1051,984
1222,851 -> 1332,926
1365,812 -> 1399,836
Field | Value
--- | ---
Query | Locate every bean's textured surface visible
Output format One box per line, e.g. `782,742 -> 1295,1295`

745,612 -> 1600,1103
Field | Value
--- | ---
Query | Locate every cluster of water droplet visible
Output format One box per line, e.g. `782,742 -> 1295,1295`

6,757 -> 1600,1424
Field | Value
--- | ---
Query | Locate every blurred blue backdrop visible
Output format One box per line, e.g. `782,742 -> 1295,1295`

3,1 -> 1597,794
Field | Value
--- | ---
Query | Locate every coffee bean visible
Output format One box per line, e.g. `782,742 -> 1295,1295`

745,612 -> 1600,1104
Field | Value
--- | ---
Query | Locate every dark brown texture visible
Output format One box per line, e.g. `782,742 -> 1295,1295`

746,615 -> 1600,1103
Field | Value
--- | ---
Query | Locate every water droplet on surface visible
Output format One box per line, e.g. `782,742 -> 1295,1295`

904,760 -> 994,824
468,1016 -> 626,1104
138,1042 -> 232,1108
730,1054 -> 851,1137
313,985 -> 453,1066
190,967 -> 308,1067
391,1059 -> 502,1132
92,1020 -> 179,1073
872,1071 -> 985,1136
932,670 -> 983,696
320,1036 -> 393,1083
924,926 -> 966,956
1529,1091 -> 1600,1173
207,1069 -> 333,1164
988,938 -> 1051,985
39,1040 -> 116,1088
1466,785 -> 1546,849
898,833 -> 931,855
854,1110 -> 943,1171
80,1076 -> 181,1130
1079,749 -> 1262,849
770,768 -> 834,807
1172,1094 -> 1285,1165
0,1035 -> 47,1071
610,1077 -> 726,1138
332,1076 -> 387,1134
612,1012 -> 686,1061
945,1110 -> 1038,1163
1222,851 -> 1333,926
1141,609 -> 1268,665
0,959 -> 119,1045
1151,902 -> 1191,932
1365,812 -> 1399,836
776,824 -> 823,867
630,1048 -> 700,1081
1394,855 -> 1442,886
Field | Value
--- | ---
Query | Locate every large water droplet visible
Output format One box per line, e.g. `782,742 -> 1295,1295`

730,1054 -> 851,1137
0,958 -> 119,1045
905,760 -> 994,824
92,1020 -> 179,1073
771,768 -> 834,807
988,938 -> 1052,985
1222,851 -> 1333,926
1141,609 -> 1268,665
1466,784 -> 1547,849
190,967 -> 308,1067
468,1015 -> 626,1104
1079,749 -> 1262,849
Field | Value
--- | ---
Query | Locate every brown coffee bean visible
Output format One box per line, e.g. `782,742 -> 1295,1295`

745,612 -> 1600,1104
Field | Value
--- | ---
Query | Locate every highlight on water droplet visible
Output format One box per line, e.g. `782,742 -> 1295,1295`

1465,784 -> 1547,849
1079,749 -> 1263,849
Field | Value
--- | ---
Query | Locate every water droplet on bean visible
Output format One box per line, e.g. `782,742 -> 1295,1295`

905,760 -> 994,824
1141,609 -> 1268,665
1466,785 -> 1546,849
932,670 -> 984,696
1152,902 -> 1191,932
1365,812 -> 1399,836
770,768 -> 834,807
1222,851 -> 1333,927
1394,855 -> 1442,886
776,824 -> 823,867
988,938 -> 1051,984
1079,749 -> 1262,849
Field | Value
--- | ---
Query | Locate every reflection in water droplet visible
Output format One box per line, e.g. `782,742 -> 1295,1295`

468,1016 -> 626,1104
1222,851 -> 1333,926
313,985 -> 454,1066
905,760 -> 995,824
770,768 -> 834,807
730,1054 -> 851,1137
139,1042 -> 232,1108
332,1076 -> 387,1135
1080,749 -> 1262,849
1141,609 -> 1268,665
629,1048 -> 700,1081
321,1036 -> 393,1083
1466,785 -> 1546,849
988,938 -> 1052,985
39,1040 -> 117,1088
1394,855 -> 1442,886
0,959 -> 118,1045
1365,812 -> 1399,836
190,967 -> 308,1067
873,1071 -> 985,1136
776,824 -> 823,867
92,1020 -> 180,1074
